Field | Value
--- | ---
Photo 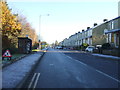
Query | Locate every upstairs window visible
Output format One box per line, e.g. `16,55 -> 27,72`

111,21 -> 114,29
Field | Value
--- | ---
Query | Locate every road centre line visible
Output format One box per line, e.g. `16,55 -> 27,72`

28,73 -> 40,89
62,53 -> 87,66
66,55 -> 73,59
61,53 -> 120,83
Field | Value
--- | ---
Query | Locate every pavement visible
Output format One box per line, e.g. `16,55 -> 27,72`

2,51 -> 45,88
75,49 -> 120,60
92,53 -> 120,60
67,49 -> 120,60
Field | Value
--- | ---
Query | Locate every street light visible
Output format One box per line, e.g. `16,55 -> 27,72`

39,14 -> 50,49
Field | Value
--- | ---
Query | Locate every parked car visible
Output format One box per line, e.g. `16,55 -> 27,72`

55,46 -> 63,49
85,46 -> 96,52
57,46 -> 63,49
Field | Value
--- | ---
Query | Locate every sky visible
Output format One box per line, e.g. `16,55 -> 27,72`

7,0 -> 120,44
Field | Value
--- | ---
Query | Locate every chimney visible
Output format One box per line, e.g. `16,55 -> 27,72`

103,19 -> 108,22
94,23 -> 97,26
82,29 -> 84,32
87,27 -> 90,30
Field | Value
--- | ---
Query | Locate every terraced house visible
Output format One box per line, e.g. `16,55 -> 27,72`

92,16 -> 120,48
104,16 -> 120,48
60,16 -> 120,51
83,27 -> 92,46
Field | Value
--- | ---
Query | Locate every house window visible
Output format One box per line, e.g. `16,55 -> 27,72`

108,33 -> 112,43
106,34 -> 109,43
90,29 -> 92,36
116,33 -> 119,47
111,21 -> 114,29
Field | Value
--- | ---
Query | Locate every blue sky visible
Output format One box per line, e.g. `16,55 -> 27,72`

7,0 -> 119,44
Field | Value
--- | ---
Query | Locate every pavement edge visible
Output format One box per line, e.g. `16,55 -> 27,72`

15,52 -> 45,89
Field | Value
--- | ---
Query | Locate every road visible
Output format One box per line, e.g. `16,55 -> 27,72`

22,48 -> 120,88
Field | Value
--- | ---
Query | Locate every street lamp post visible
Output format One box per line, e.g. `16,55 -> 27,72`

38,14 -> 50,50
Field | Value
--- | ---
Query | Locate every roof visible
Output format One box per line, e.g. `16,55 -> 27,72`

18,37 -> 32,40
92,16 -> 120,30
109,16 -> 120,22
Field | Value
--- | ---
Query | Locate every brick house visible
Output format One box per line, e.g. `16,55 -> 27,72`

92,22 -> 107,46
104,16 -> 120,48
91,16 -> 120,49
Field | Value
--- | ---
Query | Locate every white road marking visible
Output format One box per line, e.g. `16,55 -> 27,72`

62,52 -> 120,83
28,73 -> 37,89
65,54 -> 87,66
28,73 -> 41,89
49,64 -> 54,66
95,70 -> 120,83
33,73 -> 41,88
66,56 -> 73,59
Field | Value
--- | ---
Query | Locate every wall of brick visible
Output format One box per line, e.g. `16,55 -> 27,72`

92,22 -> 108,46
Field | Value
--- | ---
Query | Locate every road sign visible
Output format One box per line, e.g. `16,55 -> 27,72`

2,50 -> 12,57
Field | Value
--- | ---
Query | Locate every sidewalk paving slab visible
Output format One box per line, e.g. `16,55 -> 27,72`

2,51 -> 44,88
92,54 -> 120,60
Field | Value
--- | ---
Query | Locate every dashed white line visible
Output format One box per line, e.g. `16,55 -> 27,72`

49,64 -> 54,66
66,55 -> 73,59
65,54 -> 87,66
62,52 -> 120,83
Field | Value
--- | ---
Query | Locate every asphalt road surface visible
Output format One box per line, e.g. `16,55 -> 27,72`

22,48 -> 120,88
